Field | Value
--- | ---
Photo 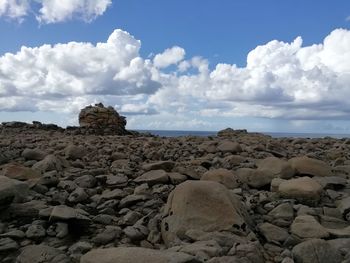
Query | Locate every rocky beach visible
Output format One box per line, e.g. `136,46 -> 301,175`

0,104 -> 350,263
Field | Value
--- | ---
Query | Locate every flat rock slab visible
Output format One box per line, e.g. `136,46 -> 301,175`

134,170 -> 169,186
80,247 -> 195,263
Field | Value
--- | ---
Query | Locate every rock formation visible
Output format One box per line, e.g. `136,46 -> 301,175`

78,103 -> 128,135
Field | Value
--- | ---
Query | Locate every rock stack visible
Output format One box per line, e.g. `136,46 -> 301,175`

0,127 -> 349,262
78,103 -> 128,135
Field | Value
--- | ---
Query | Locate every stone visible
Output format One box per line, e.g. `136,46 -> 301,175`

47,205 -> 90,223
200,168 -> 240,189
65,144 -> 87,160
0,230 -> 25,239
68,241 -> 93,255
168,173 -> 187,185
336,196 -> 350,220
0,237 -> 18,252
25,224 -> 46,240
32,154 -> 65,173
217,140 -> 242,153
142,161 -> 175,172
79,103 -> 128,135
161,180 -> 248,246
80,247 -> 195,263
1,163 -> 41,181
68,187 -> 89,203
22,148 -> 46,161
278,177 -> 323,203
0,176 -> 29,209
258,222 -> 289,243
134,170 -> 169,186
16,245 -> 70,263
257,157 -> 295,179
268,203 -> 294,222
236,168 -> 275,188
74,174 -> 96,188
292,239 -> 342,263
288,156 -> 333,177
291,215 -> 329,239
92,226 -> 121,245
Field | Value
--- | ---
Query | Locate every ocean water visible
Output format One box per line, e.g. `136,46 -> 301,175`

137,130 -> 350,139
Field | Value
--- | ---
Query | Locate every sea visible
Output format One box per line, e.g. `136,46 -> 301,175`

137,130 -> 350,139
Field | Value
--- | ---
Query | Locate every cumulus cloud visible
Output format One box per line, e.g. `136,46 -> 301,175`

2,28 -> 350,129
0,0 -> 111,23
0,29 -> 161,114
153,46 -> 185,68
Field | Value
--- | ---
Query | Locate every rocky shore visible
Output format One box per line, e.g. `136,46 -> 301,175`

0,121 -> 350,262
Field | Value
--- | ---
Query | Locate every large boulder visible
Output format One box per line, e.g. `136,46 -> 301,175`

288,156 -> 333,177
79,103 -> 128,135
200,168 -> 240,189
80,247 -> 195,263
257,157 -> 295,179
161,180 -> 249,246
278,176 -> 323,203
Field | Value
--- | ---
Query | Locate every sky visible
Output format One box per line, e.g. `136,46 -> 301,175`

1,0 -> 350,133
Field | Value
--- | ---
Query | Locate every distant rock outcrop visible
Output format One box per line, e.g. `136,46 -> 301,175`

78,103 -> 129,135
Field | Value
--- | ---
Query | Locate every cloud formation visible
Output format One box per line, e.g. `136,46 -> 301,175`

1,28 -> 350,129
0,0 -> 111,23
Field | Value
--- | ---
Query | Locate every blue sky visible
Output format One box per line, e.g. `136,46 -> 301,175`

1,0 -> 350,133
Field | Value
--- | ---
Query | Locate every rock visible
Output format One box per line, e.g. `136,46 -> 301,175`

80,247 -> 195,263
25,224 -> 46,240
291,215 -> 330,239
79,103 -> 128,135
0,237 -> 18,253
168,173 -> 187,185
0,176 -> 29,209
32,155 -> 65,173
92,226 -> 121,245
177,240 -> 223,261
22,148 -> 46,161
74,174 -> 96,188
68,241 -> 93,255
1,163 -> 41,181
0,230 -> 25,239
68,187 -> 89,203
200,168 -> 240,189
65,144 -> 87,160
16,245 -> 70,263
292,239 -> 342,263
236,168 -> 275,188
313,176 -> 347,189
258,222 -> 289,243
289,156 -> 333,177
278,177 -> 323,203
46,205 -> 90,223
161,180 -> 248,246
142,161 -> 175,172
336,196 -> 350,220
217,141 -> 242,153
257,157 -> 295,179
134,170 -> 169,186
217,128 -> 247,137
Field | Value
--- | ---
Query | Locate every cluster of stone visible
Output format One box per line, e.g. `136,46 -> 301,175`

0,127 -> 349,262
77,103 -> 129,135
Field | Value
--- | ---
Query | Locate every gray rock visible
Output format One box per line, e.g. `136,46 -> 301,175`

25,224 -> 46,240
16,244 -> 70,263
289,156 -> 333,177
257,157 -> 295,179
65,144 -> 87,160
74,174 -> 96,188
81,247 -> 195,263
68,187 -> 88,203
258,222 -> 289,243
92,226 -> 121,245
201,168 -> 240,189
142,161 -> 175,172
292,239 -> 342,263
0,176 -> 29,210
134,170 -> 169,186
291,215 -> 329,239
22,148 -> 46,161
0,237 -> 18,252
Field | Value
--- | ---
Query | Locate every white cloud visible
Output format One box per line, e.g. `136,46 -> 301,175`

0,29 -> 161,113
0,0 -> 29,21
0,0 -> 111,23
3,28 -> 350,130
153,46 -> 185,68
